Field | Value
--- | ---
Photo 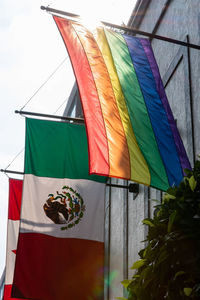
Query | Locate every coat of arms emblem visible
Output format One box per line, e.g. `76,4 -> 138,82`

43,185 -> 85,230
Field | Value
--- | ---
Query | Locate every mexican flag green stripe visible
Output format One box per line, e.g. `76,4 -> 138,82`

25,118 -> 106,182
12,118 -> 105,300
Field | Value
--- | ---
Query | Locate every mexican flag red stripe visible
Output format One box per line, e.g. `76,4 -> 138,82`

12,119 -> 106,300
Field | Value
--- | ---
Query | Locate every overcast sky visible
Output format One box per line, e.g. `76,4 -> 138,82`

0,0 -> 135,279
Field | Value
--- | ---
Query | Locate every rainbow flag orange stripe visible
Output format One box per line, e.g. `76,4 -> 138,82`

54,16 -> 191,191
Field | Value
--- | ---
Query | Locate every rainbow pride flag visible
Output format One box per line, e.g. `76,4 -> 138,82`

54,16 -> 191,191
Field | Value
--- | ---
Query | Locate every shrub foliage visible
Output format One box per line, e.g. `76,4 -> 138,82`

122,160 -> 200,299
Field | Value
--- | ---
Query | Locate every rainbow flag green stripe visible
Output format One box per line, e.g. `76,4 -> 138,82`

104,29 -> 169,190
54,16 -> 191,191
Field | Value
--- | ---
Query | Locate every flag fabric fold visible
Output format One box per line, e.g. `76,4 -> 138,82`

12,118 -> 106,300
54,16 -> 191,191
3,178 -> 23,300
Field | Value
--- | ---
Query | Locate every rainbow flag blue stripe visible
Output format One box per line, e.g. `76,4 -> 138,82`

54,16 -> 191,191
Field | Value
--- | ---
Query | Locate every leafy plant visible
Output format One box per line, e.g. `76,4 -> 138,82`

121,160 -> 200,299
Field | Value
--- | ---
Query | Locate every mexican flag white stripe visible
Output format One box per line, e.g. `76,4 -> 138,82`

5,220 -> 20,285
21,175 -> 104,241
12,119 -> 106,300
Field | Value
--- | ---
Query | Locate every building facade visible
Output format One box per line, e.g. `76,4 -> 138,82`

64,1 -> 200,298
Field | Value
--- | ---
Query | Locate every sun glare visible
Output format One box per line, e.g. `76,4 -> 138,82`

50,0 -> 136,25
79,15 -> 103,31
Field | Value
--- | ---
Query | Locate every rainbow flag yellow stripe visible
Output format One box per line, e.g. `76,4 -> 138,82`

54,16 -> 191,191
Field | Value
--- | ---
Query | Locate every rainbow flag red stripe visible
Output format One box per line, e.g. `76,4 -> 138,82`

54,16 -> 191,191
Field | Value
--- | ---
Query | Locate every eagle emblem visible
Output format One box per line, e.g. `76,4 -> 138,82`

43,185 -> 85,230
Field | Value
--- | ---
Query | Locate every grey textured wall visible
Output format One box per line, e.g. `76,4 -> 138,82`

107,1 -> 200,298
140,0 -> 200,160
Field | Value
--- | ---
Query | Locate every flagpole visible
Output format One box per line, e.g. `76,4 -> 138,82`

40,6 -> 200,50
0,168 -> 139,194
15,110 -> 84,123
0,169 -> 24,175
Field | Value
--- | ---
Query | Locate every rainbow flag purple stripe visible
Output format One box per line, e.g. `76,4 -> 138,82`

54,16 -> 191,191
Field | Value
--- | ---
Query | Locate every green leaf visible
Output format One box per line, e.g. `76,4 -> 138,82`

142,248 -> 147,258
166,187 -> 176,196
163,193 -> 176,202
130,259 -> 146,270
133,275 -> 140,278
184,168 -> 192,176
189,175 -> 197,191
183,287 -> 192,296
121,279 -> 132,288
156,249 -> 169,265
168,210 -> 177,233
142,219 -> 155,227
115,297 -> 127,300
174,271 -> 185,280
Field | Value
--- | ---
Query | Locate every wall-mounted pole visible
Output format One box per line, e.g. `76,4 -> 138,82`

0,168 -> 139,194
40,6 -> 200,50
0,169 -> 24,176
15,110 -> 84,123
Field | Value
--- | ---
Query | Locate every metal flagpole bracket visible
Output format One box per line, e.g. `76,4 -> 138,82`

128,183 -> 139,194
106,182 -> 139,195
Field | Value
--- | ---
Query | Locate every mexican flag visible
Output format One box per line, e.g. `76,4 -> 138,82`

3,178 -> 24,300
12,118 -> 106,300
